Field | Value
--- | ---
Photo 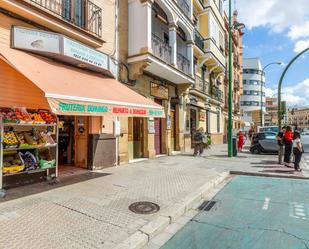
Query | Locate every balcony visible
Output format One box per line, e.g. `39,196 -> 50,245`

193,75 -> 206,92
177,53 -> 190,75
152,33 -> 172,64
194,29 -> 204,52
211,85 -> 223,102
28,0 -> 102,37
177,0 -> 190,18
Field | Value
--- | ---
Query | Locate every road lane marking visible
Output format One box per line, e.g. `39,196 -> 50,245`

262,197 -> 270,210
289,202 -> 308,220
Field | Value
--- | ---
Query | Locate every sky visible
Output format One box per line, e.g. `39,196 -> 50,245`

230,0 -> 309,107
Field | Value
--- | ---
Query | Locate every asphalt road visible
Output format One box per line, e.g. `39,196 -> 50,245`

161,176 -> 309,249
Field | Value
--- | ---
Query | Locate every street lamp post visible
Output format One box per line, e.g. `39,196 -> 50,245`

260,62 -> 282,127
227,0 -> 245,157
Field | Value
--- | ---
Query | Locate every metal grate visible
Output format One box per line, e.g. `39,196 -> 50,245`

198,201 -> 217,211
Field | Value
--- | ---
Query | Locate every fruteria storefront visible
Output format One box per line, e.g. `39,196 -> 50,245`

0,32 -> 164,189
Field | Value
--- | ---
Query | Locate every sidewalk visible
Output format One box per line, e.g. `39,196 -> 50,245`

0,152 -> 229,249
0,145 -> 307,249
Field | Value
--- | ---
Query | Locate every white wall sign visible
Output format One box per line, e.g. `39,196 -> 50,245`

12,26 -> 60,53
11,26 -> 115,77
63,38 -> 108,69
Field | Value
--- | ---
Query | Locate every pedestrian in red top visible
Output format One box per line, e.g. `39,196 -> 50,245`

283,126 -> 293,166
237,131 -> 244,152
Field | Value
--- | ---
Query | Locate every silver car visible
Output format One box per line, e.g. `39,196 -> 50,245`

250,132 -> 278,154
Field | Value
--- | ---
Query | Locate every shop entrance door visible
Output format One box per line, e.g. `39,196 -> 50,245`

190,108 -> 197,148
154,118 -> 162,155
170,110 -> 176,151
133,117 -> 144,158
74,116 -> 88,168
58,116 -> 88,172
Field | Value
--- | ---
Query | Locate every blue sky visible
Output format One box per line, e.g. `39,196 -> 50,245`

232,0 -> 309,107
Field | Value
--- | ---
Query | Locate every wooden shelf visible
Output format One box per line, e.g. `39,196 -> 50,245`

3,123 -> 56,127
3,144 -> 57,152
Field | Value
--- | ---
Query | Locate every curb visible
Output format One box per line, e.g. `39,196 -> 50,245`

115,171 -> 230,249
230,170 -> 309,180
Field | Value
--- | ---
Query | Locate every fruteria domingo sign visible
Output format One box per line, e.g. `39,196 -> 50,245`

48,99 -> 164,118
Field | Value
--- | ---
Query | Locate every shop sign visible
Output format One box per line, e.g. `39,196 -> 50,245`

48,99 -> 165,117
199,112 -> 206,122
150,82 -> 169,100
11,26 -> 115,77
166,115 -> 171,130
63,38 -> 108,70
12,26 -> 60,53
148,119 -> 155,134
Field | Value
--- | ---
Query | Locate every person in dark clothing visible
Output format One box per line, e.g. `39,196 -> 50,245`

277,126 -> 286,164
293,131 -> 303,172
283,126 -> 293,166
193,127 -> 205,156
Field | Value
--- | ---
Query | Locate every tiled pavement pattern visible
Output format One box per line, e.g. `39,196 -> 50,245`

0,155 -> 223,249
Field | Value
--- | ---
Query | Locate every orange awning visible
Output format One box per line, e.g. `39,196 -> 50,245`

0,45 -> 164,118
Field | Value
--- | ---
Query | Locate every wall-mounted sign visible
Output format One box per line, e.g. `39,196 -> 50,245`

166,115 -> 171,130
63,37 -> 108,70
12,26 -> 60,53
148,119 -> 155,134
150,82 -> 169,100
199,112 -> 206,122
11,26 -> 115,77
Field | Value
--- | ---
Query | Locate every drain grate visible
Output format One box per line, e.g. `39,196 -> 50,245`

129,202 -> 160,214
198,201 -> 217,211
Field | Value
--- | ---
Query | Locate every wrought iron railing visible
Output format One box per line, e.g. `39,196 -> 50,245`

194,75 -> 206,92
194,29 -> 204,51
211,86 -> 223,102
29,0 -> 102,37
177,0 -> 190,18
152,33 -> 172,64
177,52 -> 190,75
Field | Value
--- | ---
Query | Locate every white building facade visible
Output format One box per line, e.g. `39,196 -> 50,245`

240,58 -> 265,125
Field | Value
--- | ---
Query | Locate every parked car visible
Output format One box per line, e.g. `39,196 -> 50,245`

257,126 -> 279,133
250,132 -> 278,154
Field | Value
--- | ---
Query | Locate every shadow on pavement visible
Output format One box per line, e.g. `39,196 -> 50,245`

252,165 -> 285,168
0,172 -> 111,202
250,160 -> 278,165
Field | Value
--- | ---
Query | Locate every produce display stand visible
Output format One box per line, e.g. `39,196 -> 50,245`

0,114 -> 59,190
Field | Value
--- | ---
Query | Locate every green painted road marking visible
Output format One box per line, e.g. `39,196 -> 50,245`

161,176 -> 309,249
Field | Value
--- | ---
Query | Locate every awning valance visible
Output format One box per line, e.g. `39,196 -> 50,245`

0,45 -> 164,118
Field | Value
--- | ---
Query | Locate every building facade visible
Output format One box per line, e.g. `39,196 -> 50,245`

222,10 -> 243,140
0,0 -> 166,188
241,58 -> 265,126
190,0 -> 226,145
265,97 -> 278,126
289,108 -> 309,130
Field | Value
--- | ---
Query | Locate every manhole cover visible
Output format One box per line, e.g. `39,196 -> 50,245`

129,202 -> 160,214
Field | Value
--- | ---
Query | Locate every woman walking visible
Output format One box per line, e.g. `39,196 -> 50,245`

237,131 -> 244,152
283,126 -> 293,166
293,131 -> 303,172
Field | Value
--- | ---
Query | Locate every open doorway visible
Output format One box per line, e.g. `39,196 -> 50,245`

58,116 -> 88,176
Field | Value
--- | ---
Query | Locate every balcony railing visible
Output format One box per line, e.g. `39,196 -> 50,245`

152,33 -> 172,64
194,75 -> 206,92
29,0 -> 102,37
177,0 -> 190,18
211,86 -> 223,102
177,52 -> 190,75
194,29 -> 204,51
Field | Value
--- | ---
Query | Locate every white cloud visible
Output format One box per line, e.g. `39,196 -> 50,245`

294,39 -> 309,53
235,0 -> 309,53
288,21 -> 309,40
265,79 -> 309,107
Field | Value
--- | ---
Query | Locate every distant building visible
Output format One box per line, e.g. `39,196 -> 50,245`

288,108 -> 309,130
240,58 -> 265,126
265,97 -> 278,126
